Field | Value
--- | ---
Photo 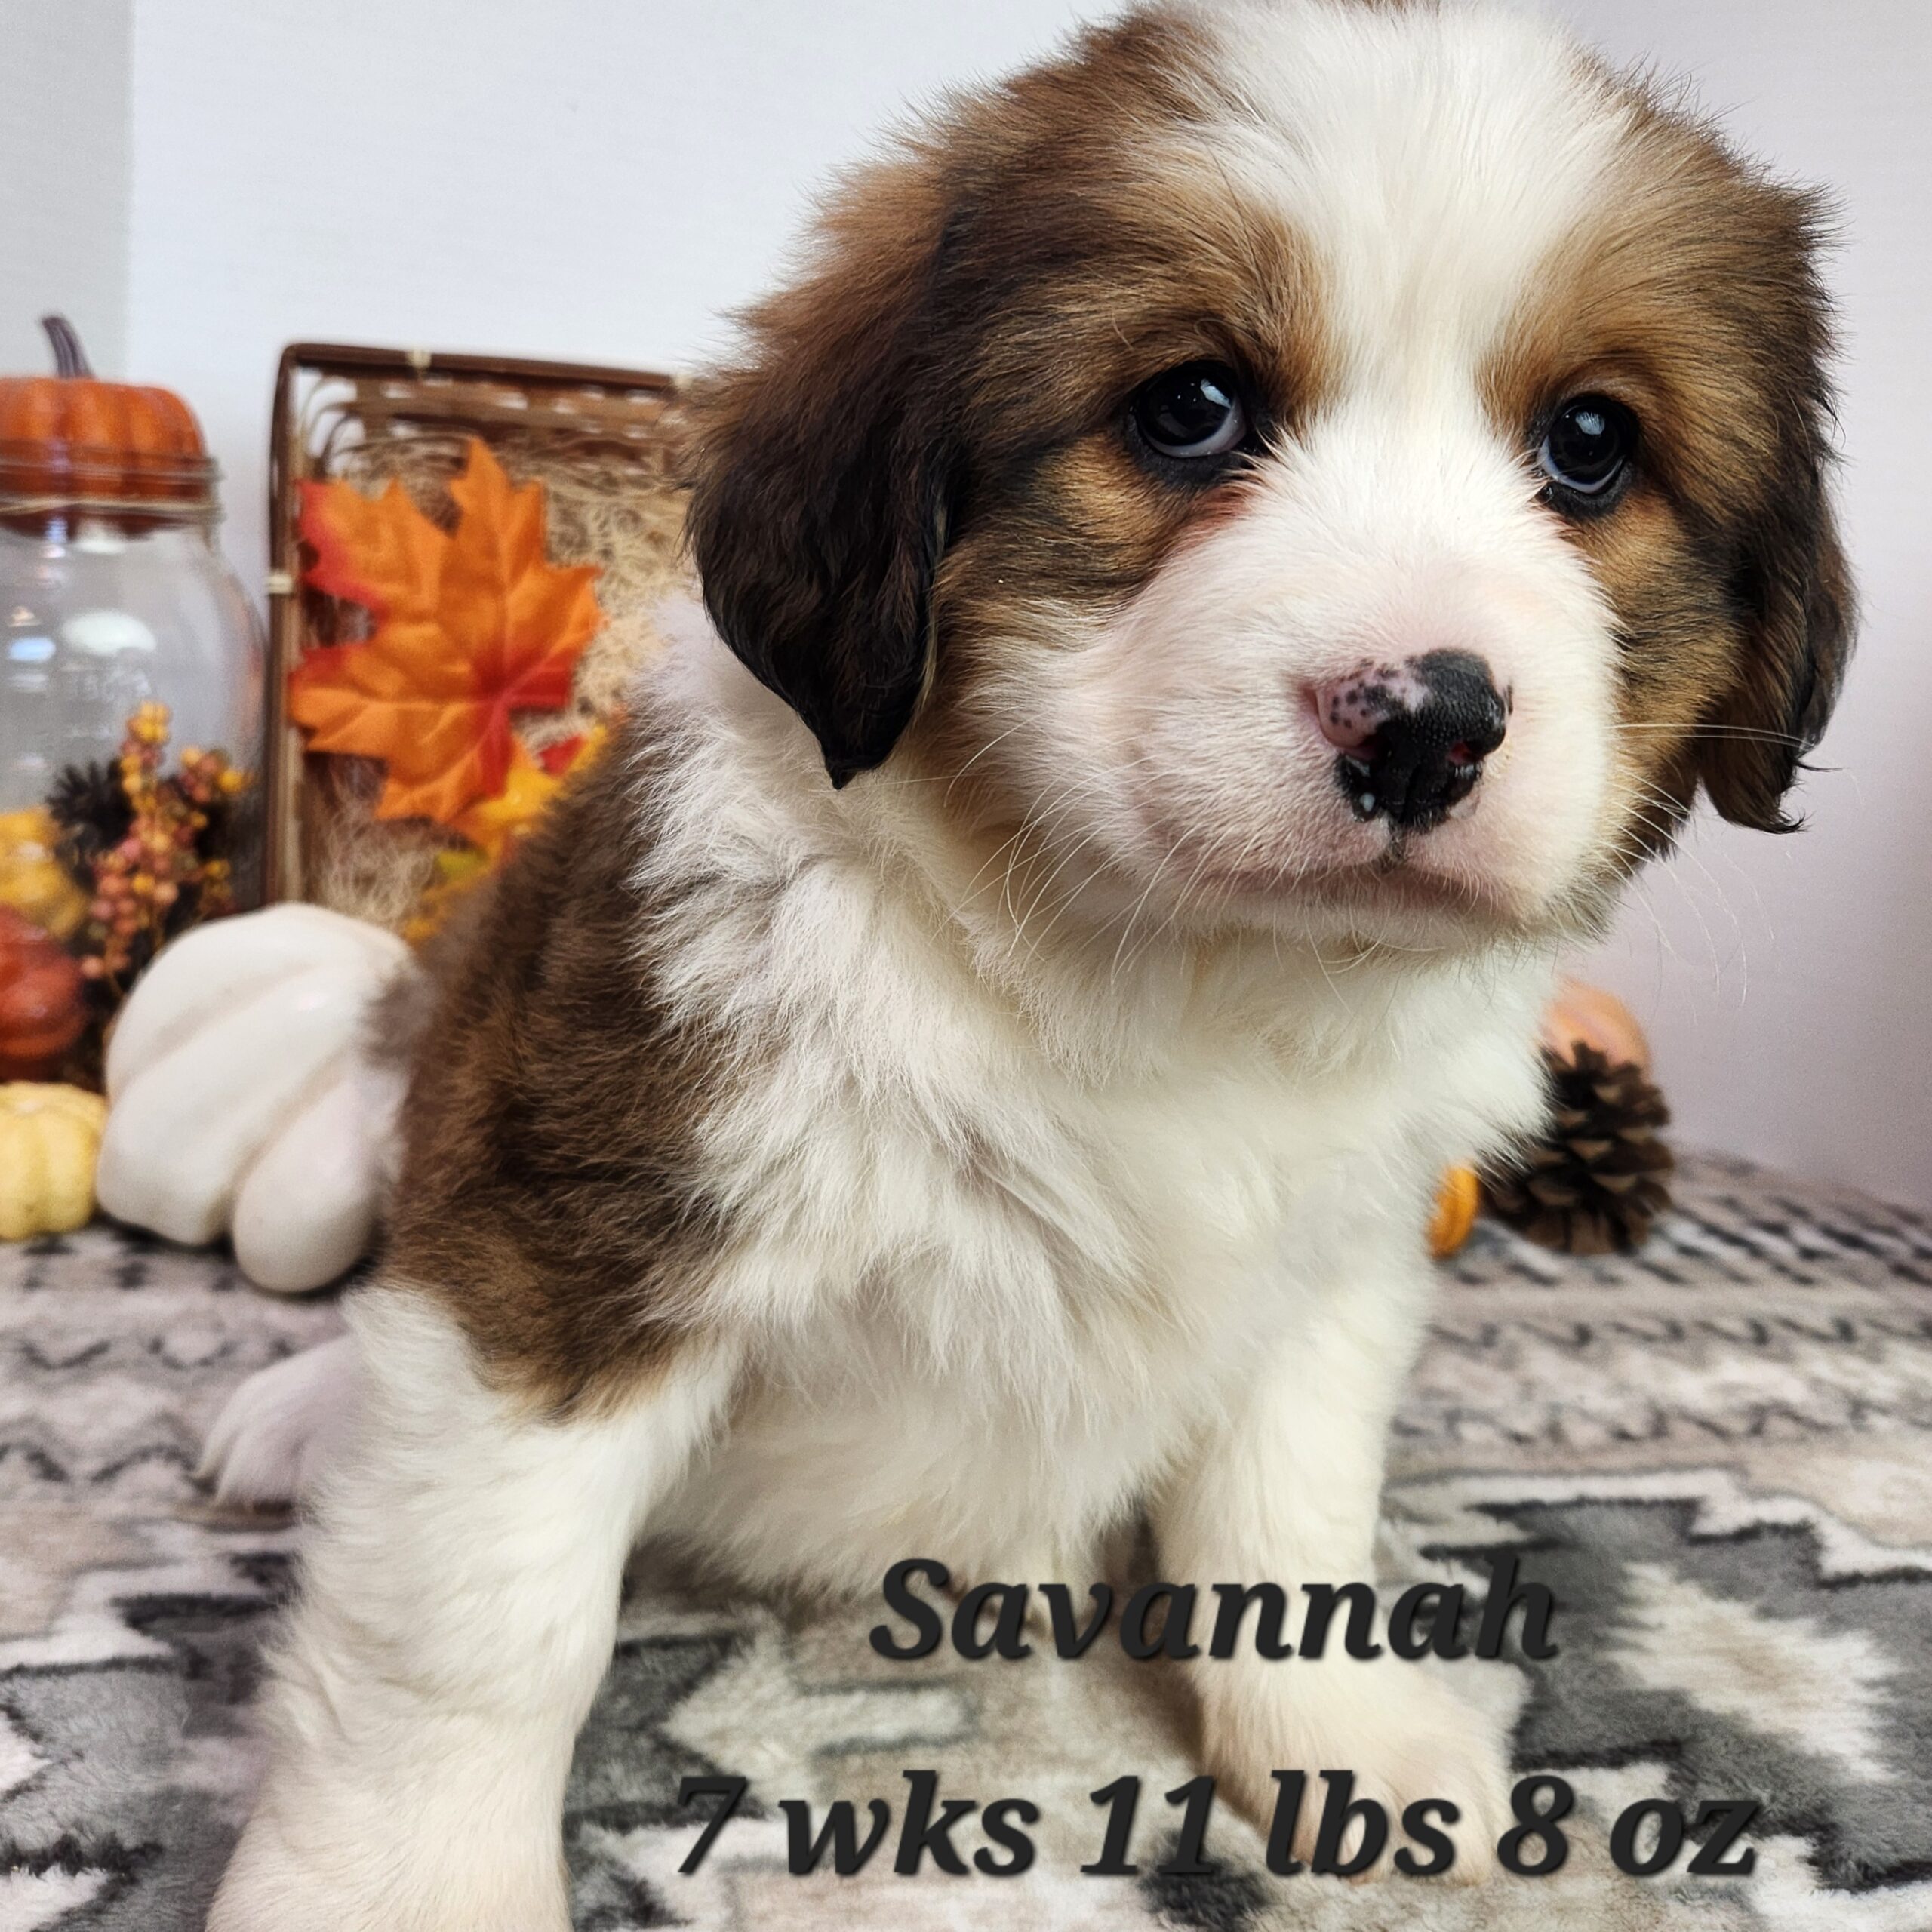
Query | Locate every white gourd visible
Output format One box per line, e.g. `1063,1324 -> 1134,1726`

96,904 -> 409,1292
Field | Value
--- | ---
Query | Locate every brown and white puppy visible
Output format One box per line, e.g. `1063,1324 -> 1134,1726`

208,2 -> 1849,1924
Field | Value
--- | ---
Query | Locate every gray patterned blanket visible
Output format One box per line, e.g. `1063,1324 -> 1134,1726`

5,1155 -> 1931,1931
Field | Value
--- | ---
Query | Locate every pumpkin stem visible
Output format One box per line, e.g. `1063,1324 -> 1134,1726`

40,315 -> 94,380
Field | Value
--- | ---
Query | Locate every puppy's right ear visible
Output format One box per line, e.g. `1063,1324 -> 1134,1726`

684,165 -> 958,786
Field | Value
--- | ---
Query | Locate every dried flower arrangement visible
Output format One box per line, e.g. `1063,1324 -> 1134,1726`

56,702 -> 248,989
269,346 -> 687,934
286,438 -> 614,935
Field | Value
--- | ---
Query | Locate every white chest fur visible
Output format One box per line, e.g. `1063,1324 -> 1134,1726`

645,729 -> 1553,1594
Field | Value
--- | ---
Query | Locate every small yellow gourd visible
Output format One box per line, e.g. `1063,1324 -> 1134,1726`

1428,1164 -> 1482,1258
0,808 -> 88,943
0,1082 -> 108,1239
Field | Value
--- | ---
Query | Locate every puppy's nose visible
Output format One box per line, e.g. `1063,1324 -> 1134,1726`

1314,650 -> 1509,832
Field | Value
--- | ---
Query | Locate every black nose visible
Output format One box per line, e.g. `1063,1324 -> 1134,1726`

1324,649 -> 1509,833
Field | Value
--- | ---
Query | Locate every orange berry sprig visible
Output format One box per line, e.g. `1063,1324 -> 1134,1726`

78,700 -> 250,988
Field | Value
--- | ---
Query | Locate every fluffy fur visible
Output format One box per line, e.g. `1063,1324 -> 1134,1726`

208,2 -> 1850,1924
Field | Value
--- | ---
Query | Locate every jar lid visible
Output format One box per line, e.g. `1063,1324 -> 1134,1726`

0,316 -> 219,526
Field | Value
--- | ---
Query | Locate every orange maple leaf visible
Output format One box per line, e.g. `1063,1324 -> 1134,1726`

448,742 -> 562,863
288,441 -> 601,826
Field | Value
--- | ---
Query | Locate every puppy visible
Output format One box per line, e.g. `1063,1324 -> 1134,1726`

208,1 -> 1850,1924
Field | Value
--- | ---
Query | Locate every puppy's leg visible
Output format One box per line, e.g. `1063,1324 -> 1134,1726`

209,1288 -> 735,1932
199,1334 -> 361,1509
1153,1248 -> 1512,1881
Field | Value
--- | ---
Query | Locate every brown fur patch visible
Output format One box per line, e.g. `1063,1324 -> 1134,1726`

684,8 -> 1329,789
683,6 -> 1338,937
377,724 -> 739,1412
1484,71 -> 1851,859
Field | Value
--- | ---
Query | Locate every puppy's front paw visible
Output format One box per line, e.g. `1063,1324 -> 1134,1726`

208,1804 -> 571,1932
1204,1663 -> 1512,1881
198,1334 -> 358,1509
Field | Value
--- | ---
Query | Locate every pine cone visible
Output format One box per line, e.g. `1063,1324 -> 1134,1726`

46,760 -> 131,867
1483,1045 -> 1673,1255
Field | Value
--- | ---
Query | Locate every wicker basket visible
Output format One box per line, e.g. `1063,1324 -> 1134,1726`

265,343 -> 690,922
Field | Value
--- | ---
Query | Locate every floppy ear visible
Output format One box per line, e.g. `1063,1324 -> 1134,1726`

683,167 -> 958,786
1695,269 -> 1855,832
1697,450 -> 1853,832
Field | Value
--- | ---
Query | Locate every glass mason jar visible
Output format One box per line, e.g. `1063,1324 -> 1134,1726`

0,318 -> 263,1084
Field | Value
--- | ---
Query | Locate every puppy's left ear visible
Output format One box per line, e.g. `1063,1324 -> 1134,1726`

683,164 -> 958,786
1696,251 -> 1855,832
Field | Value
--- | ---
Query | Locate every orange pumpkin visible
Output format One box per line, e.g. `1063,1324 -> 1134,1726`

0,907 -> 86,1080
0,316 -> 208,526
1542,976 -> 1651,1072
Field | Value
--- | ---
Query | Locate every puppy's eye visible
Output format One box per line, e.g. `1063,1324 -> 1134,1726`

1130,361 -> 1250,463
1538,395 -> 1638,505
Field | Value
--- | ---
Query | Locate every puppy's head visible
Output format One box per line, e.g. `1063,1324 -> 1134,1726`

686,0 -> 1850,950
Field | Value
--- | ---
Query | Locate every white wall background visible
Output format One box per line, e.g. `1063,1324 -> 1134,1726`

0,0 -> 129,374
6,0 -> 1928,1204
